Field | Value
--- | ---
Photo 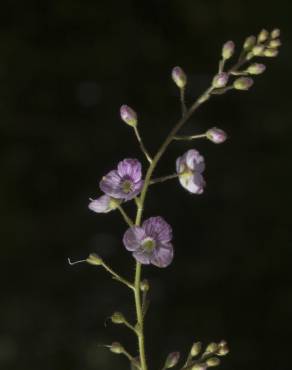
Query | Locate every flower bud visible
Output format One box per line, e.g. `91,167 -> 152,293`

222,41 -> 235,60
233,77 -> 254,91
172,66 -> 187,88
243,35 -> 256,50
247,63 -> 266,75
110,342 -> 124,354
140,279 -> 150,292
212,73 -> 229,88
252,45 -> 265,56
165,352 -> 180,368
191,342 -> 202,357
271,28 -> 280,39
206,343 -> 219,353
206,127 -> 227,144
216,341 -> 229,356
192,364 -> 207,370
264,48 -> 278,57
258,29 -> 269,43
269,39 -> 281,48
111,312 -> 125,324
86,253 -> 102,266
206,357 -> 220,367
120,105 -> 137,127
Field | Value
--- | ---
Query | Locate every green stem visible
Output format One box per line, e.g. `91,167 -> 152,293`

174,133 -> 207,141
180,87 -> 187,117
117,204 -> 134,227
150,173 -> 178,185
134,126 -> 153,164
101,260 -> 134,290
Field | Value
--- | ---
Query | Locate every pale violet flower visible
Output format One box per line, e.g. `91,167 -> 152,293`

123,216 -> 174,268
100,159 -> 143,201
88,195 -> 120,214
176,149 -> 206,194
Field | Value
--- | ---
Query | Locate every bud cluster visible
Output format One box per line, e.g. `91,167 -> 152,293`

185,340 -> 229,370
245,28 -> 281,60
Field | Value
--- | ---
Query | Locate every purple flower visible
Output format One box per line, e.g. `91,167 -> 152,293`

176,149 -> 206,194
123,216 -> 174,268
100,159 -> 143,201
88,195 -> 120,213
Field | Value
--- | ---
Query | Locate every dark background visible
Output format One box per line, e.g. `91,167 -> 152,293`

1,1 -> 291,370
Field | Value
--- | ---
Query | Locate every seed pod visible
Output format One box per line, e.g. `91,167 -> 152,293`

86,253 -> 103,266
140,279 -> 150,292
110,342 -> 124,354
111,312 -> 125,324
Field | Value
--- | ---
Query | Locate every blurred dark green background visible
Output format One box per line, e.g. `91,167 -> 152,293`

1,1 -> 291,369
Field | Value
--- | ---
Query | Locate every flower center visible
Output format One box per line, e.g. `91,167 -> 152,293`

142,237 -> 156,252
122,179 -> 133,193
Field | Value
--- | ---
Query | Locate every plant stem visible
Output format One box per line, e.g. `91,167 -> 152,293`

180,87 -> 187,117
134,126 -> 153,164
101,260 -> 134,290
174,133 -> 207,141
117,204 -> 134,227
150,173 -> 178,185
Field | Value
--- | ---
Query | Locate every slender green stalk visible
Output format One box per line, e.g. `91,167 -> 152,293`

134,126 -> 153,164
150,173 -> 178,185
117,204 -> 134,227
180,87 -> 187,117
174,133 -> 207,141
101,260 -> 134,290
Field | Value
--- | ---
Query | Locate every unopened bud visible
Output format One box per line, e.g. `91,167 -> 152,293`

212,72 -> 229,88
110,342 -> 124,354
192,364 -> 207,370
269,39 -> 281,48
247,63 -> 266,75
206,127 -> 227,144
111,312 -> 125,324
172,66 -> 187,88
243,35 -> 256,50
264,48 -> 279,57
86,253 -> 102,266
206,357 -> 220,367
191,342 -> 202,357
222,41 -> 235,60
233,77 -> 254,91
216,341 -> 229,356
165,352 -> 180,368
258,29 -> 269,43
120,105 -> 137,127
252,45 -> 265,56
140,279 -> 150,292
271,28 -> 280,39
206,343 -> 219,353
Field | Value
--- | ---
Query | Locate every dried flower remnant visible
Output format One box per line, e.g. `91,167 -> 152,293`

123,216 -> 174,267
176,149 -> 206,194
100,159 -> 143,201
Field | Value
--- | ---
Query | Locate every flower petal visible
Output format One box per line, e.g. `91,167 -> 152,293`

132,250 -> 151,264
123,226 -> 146,251
142,216 -> 172,243
117,159 -> 142,182
88,195 -> 112,213
100,170 -> 123,198
150,243 -> 174,268
178,172 -> 205,194
186,149 -> 205,173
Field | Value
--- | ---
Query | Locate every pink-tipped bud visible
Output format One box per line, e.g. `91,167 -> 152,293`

120,105 -> 137,127
206,127 -> 227,144
172,66 -> 187,88
247,63 -> 266,75
212,72 -> 229,88
222,41 -> 235,60
233,77 -> 254,91
165,352 -> 180,368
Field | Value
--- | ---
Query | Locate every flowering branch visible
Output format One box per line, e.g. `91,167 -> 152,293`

71,27 -> 281,370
